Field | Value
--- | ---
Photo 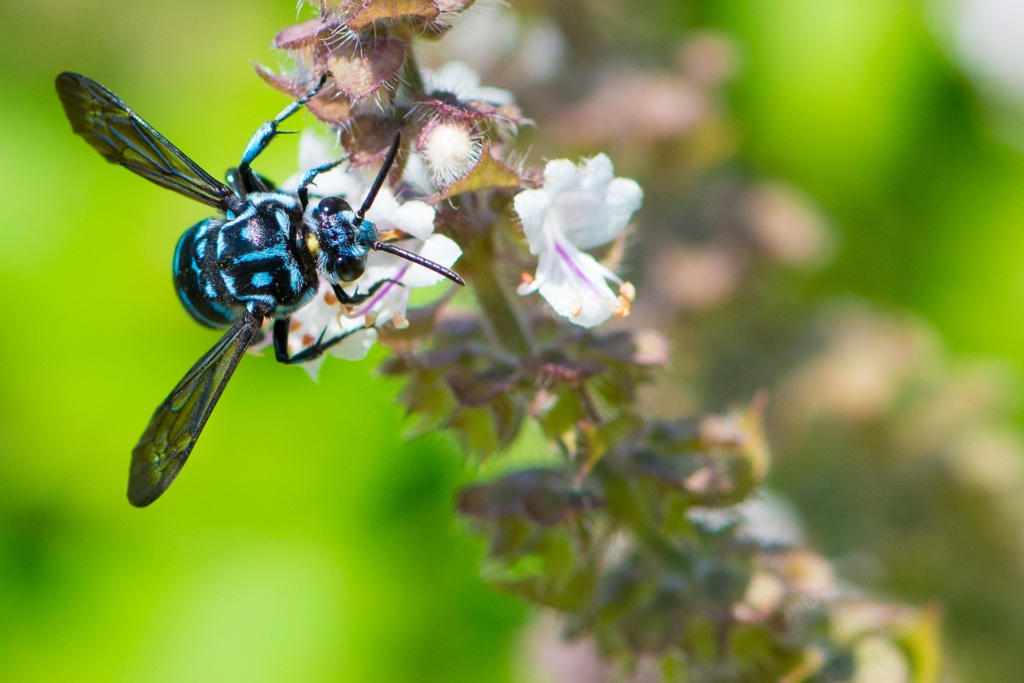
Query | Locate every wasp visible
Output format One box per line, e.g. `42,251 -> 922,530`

56,72 -> 464,507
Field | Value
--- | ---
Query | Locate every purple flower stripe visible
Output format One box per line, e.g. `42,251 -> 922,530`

348,263 -> 412,318
554,240 -> 605,298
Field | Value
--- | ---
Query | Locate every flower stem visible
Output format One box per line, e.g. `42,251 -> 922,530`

398,34 -> 425,94
463,232 -> 534,357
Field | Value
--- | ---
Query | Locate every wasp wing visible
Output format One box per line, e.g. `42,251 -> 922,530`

128,314 -> 262,507
56,72 -> 234,211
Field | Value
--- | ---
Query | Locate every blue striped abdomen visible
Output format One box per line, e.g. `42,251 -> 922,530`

173,194 -> 318,328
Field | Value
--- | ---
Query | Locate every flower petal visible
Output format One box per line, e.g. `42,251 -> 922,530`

302,326 -> 379,380
542,158 -> 582,195
400,234 -> 463,287
605,177 -> 644,239
531,237 -> 622,328
380,199 -> 437,241
513,188 -> 551,255
329,327 -> 378,360
424,61 -> 515,106
579,153 -> 614,196
549,190 -> 610,249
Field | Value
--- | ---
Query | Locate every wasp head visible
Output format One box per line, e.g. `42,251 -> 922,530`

302,133 -> 466,291
309,196 -> 378,283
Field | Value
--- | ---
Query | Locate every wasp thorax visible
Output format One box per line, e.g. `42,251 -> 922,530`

310,195 -> 379,283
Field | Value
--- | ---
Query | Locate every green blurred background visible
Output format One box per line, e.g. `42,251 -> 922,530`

0,2 -> 526,681
3,0 -> 1024,680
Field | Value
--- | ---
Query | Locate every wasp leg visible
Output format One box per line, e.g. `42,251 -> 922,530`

297,157 -> 346,210
331,279 -> 404,306
237,73 -> 330,194
225,166 -> 277,195
272,318 -> 369,365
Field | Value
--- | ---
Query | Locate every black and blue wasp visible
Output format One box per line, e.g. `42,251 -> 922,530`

55,72 -> 464,507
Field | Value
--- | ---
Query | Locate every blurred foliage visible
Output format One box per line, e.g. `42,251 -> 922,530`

4,0 -> 1024,682
502,1 -> 1024,680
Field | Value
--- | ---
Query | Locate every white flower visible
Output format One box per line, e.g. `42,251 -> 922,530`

346,229 -> 463,329
282,131 -> 462,358
514,154 -> 643,327
285,280 -> 378,380
246,279 -> 376,381
422,61 -> 515,107
418,119 -> 482,187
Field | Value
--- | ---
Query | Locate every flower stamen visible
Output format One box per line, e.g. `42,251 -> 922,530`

620,281 -> 636,302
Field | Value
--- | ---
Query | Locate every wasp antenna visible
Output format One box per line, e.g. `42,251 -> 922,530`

355,132 -> 402,225
373,241 -> 465,286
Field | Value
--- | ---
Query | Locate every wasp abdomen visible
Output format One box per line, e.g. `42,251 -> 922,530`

173,194 -> 316,328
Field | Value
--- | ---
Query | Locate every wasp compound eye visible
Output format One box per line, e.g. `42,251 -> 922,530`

334,257 -> 366,283
317,196 -> 351,215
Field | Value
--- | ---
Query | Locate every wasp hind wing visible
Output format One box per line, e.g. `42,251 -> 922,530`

56,72 -> 234,211
128,315 -> 262,507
